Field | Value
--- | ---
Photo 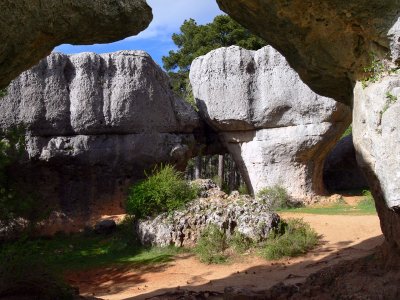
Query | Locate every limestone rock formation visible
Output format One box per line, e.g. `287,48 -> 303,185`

323,135 -> 368,192
190,46 -> 351,200
0,51 -> 201,229
0,0 -> 152,89
216,0 -> 400,105
215,0 -> 400,262
136,182 -> 280,247
353,76 -> 400,256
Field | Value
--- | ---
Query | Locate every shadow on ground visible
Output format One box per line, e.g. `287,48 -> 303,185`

72,235 -> 384,299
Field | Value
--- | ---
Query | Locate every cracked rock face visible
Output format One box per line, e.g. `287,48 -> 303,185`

0,0 -> 152,89
190,46 -> 351,200
0,51 -> 201,229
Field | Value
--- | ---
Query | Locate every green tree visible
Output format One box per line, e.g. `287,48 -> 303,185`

162,15 -> 266,104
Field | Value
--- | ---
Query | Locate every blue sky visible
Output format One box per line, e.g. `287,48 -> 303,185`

55,0 -> 223,67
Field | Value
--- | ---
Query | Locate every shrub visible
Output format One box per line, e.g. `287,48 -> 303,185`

228,231 -> 253,254
357,190 -> 376,211
126,165 -> 198,220
195,224 -> 228,264
257,186 -> 293,210
261,218 -> 319,260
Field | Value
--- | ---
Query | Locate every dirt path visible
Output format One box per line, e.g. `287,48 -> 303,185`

67,213 -> 383,300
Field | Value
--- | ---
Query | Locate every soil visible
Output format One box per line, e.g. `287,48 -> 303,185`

66,208 -> 383,300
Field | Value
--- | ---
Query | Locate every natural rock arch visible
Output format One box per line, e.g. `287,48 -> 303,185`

190,45 -> 351,201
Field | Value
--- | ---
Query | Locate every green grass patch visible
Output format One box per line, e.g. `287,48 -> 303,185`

0,226 -> 185,273
277,192 -> 376,216
261,218 -> 319,260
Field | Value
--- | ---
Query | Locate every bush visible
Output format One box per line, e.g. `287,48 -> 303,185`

257,186 -> 293,210
358,190 -> 376,211
261,218 -> 319,260
228,231 -> 253,254
126,165 -> 198,220
195,224 -> 228,264
0,241 -> 75,300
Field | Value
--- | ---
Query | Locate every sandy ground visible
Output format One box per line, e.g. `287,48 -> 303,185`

66,210 -> 383,300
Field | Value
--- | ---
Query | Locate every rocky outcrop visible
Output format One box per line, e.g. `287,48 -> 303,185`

136,180 -> 280,247
216,0 -> 400,105
0,0 -> 152,89
0,51 -> 202,229
216,0 -> 400,262
323,135 -> 368,192
353,75 -> 400,260
190,46 -> 351,200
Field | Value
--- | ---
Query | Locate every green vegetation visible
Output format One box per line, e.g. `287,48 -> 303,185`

361,53 -> 400,88
238,183 -> 249,195
228,231 -> 253,254
278,192 -> 376,215
257,185 -> 295,210
341,125 -> 352,139
0,88 -> 7,98
126,165 -> 198,220
0,224 -> 184,273
0,248 -> 75,300
381,91 -> 398,116
195,224 -> 228,264
361,53 -> 387,88
163,15 -> 266,106
261,218 -> 319,260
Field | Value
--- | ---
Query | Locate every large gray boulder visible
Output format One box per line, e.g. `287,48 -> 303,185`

1,51 -> 201,230
0,0 -> 152,89
190,46 -> 351,201
136,184 -> 280,247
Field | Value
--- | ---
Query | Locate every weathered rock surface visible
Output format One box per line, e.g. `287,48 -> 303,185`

0,0 -> 152,89
215,0 -> 400,263
216,0 -> 400,105
190,46 -> 351,200
1,51 -> 202,227
353,75 -> 400,258
323,135 -> 368,192
136,182 -> 280,247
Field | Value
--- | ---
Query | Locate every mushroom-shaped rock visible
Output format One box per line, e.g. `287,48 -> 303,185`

190,46 -> 351,201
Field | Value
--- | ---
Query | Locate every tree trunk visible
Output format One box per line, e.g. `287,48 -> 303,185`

195,156 -> 202,179
218,154 -> 224,186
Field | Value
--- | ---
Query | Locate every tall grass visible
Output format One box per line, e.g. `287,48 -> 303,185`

261,218 -> 319,260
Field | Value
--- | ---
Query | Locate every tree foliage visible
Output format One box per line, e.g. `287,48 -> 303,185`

162,15 -> 267,103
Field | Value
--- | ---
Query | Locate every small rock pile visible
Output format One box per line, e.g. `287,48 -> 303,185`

135,180 -> 280,247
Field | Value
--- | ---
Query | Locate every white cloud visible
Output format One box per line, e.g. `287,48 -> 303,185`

126,0 -> 223,41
